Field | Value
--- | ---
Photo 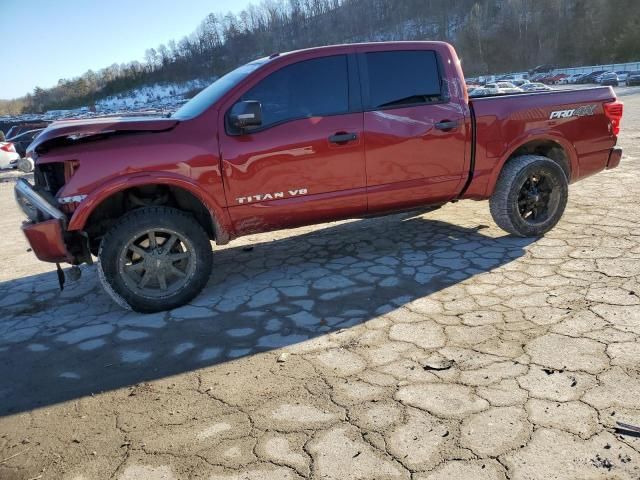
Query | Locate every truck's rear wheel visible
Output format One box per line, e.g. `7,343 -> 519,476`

489,155 -> 568,237
98,207 -> 212,313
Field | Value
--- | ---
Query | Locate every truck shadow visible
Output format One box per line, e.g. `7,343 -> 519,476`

0,211 -> 535,416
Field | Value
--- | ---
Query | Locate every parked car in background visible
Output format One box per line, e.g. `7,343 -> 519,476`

538,73 -> 558,84
616,71 -> 629,83
599,72 -> 619,87
512,79 -> 531,87
485,82 -> 523,93
521,82 -> 552,92
0,142 -> 19,169
575,73 -> 595,84
468,86 -> 499,97
6,122 -> 49,140
627,72 -> 640,86
578,70 -> 607,84
549,73 -> 568,84
9,128 -> 44,158
559,74 -> 582,84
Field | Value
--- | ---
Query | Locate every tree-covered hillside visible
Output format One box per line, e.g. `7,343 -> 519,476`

1,0 -> 639,115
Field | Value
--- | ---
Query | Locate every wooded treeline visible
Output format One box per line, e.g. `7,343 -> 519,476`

2,0 -> 639,115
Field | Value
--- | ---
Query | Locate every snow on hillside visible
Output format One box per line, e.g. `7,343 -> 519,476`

95,78 -> 214,113
1,78 -> 216,123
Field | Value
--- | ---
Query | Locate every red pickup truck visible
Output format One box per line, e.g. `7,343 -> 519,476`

15,41 -> 623,312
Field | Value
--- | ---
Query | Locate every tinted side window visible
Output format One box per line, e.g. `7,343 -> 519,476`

365,51 -> 441,109
240,55 -> 349,129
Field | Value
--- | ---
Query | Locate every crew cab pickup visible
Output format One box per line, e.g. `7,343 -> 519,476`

15,41 -> 623,312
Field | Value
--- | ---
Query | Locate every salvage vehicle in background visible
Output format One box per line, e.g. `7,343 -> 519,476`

8,128 -> 44,158
521,82 -> 552,92
484,82 -> 523,93
468,86 -> 499,97
616,71 -> 629,83
0,141 -> 19,169
5,122 -> 49,140
544,73 -> 568,85
627,72 -> 640,86
599,72 -> 619,87
578,70 -> 607,84
14,41 -> 624,312
558,74 -> 581,85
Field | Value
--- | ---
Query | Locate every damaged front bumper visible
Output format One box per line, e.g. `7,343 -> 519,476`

14,178 -> 73,263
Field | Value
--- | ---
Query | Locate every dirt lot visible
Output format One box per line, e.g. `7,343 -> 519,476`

1,92 -> 639,480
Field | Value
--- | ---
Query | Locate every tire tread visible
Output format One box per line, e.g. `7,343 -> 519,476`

98,206 -> 213,313
489,154 -> 568,237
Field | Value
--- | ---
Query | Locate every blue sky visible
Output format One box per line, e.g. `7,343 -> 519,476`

1,0 -> 254,99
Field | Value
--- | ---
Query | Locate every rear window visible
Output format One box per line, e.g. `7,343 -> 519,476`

364,50 -> 442,109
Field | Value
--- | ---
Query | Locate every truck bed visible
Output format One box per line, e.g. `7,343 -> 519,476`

464,86 -> 618,199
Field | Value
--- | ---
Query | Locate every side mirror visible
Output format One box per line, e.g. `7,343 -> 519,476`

229,100 -> 262,130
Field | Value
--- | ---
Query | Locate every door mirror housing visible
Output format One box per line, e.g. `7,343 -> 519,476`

229,101 -> 262,130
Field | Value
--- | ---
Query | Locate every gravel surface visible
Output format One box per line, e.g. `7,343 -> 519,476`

0,93 -> 639,479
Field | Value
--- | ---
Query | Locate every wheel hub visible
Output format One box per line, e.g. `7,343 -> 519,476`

517,173 -> 555,224
119,229 -> 195,298
144,249 -> 167,272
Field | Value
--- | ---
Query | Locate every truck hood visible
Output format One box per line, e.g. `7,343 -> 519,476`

29,116 -> 179,155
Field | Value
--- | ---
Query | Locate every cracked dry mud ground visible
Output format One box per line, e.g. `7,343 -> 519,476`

1,94 -> 640,480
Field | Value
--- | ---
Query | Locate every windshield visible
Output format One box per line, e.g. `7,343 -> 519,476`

172,58 -> 269,119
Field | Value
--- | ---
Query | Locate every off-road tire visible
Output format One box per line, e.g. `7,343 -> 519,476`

489,155 -> 568,237
98,206 -> 213,313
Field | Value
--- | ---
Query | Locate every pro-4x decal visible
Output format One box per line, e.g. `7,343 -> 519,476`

549,104 -> 597,120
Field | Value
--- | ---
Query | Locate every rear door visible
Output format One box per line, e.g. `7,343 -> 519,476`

219,54 -> 366,235
359,48 -> 468,212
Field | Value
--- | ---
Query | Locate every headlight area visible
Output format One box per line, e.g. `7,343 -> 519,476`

58,194 -> 88,215
14,178 -> 67,224
14,178 -> 92,265
33,160 -> 83,214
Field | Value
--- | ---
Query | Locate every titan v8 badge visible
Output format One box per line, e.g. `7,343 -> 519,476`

549,104 -> 597,120
236,188 -> 308,204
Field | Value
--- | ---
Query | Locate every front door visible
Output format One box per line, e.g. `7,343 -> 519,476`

359,49 -> 468,213
219,54 -> 366,235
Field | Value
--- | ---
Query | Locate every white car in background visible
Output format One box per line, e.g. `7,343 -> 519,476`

0,142 -> 19,169
521,82 -> 553,92
484,82 -> 523,94
559,73 -> 582,84
468,86 -> 500,97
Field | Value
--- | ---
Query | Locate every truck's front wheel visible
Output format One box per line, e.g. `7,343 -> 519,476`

98,207 -> 213,313
489,155 -> 568,237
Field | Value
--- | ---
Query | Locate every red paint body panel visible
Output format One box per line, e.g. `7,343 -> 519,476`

28,117 -> 179,156
363,105 -> 468,211
463,87 -> 618,199
21,41 -> 622,265
219,114 -> 366,235
35,112 -> 231,236
22,219 -> 72,263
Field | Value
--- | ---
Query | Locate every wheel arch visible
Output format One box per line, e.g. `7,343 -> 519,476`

68,174 -> 231,250
487,135 -> 577,196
